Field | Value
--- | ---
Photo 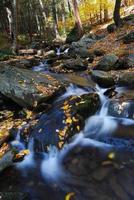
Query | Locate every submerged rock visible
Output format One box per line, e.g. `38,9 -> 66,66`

30,93 -> 100,151
0,65 -> 64,108
63,144 -> 134,200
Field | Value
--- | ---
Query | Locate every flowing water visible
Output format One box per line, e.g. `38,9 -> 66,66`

1,80 -> 134,199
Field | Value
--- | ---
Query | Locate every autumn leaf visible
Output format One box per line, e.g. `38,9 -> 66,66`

65,192 -> 75,200
108,152 -> 115,160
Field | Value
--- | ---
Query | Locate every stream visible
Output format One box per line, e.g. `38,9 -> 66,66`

0,61 -> 134,200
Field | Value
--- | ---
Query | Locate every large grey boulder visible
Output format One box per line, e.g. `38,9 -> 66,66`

94,54 -> 119,71
62,58 -> 87,71
0,65 -> 64,108
91,70 -> 115,88
118,72 -> 134,88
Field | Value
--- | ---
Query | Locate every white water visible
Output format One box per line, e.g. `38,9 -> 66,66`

56,47 -> 69,56
12,84 -> 134,182
32,61 -> 49,72
59,83 -> 89,101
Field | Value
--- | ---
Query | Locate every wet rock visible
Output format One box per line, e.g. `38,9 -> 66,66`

62,58 -> 87,71
63,74 -> 96,88
123,31 -> 134,44
94,54 -> 119,71
104,87 -> 117,98
107,23 -> 116,33
0,192 -> 29,200
30,93 -> 100,151
0,144 -> 15,172
62,143 -> 134,200
118,72 -> 134,88
108,99 -> 134,119
0,65 -> 64,108
91,70 -> 115,88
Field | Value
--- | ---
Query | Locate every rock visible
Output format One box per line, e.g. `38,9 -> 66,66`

69,47 -> 93,59
108,99 -> 134,119
30,93 -> 100,151
18,49 -> 37,56
0,192 -> 29,200
107,23 -> 116,33
62,58 -> 87,71
93,49 -> 105,57
125,53 -> 134,68
71,35 -> 96,49
94,54 -> 119,71
37,49 -> 44,56
118,72 -> 134,88
103,87 -> 117,98
44,50 -> 56,58
0,65 -> 64,108
0,144 -> 15,172
91,70 -> 115,88
63,143 -> 134,200
123,31 -> 134,44
66,25 -> 83,43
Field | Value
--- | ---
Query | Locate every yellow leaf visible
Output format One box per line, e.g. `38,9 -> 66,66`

65,192 -> 75,200
66,117 -> 72,124
62,104 -> 69,110
72,117 -> 78,122
108,152 -> 115,160
76,125 -> 80,131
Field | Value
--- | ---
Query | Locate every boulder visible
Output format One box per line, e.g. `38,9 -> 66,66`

94,54 -> 119,71
62,143 -> 134,200
71,35 -> 96,49
66,25 -> 83,43
91,70 -> 115,88
125,53 -> 134,68
62,58 -> 87,71
118,72 -> 134,88
69,47 -> 93,59
123,31 -> 134,44
0,65 -> 64,108
30,93 -> 100,151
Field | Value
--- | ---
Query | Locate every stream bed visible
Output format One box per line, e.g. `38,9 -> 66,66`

0,62 -> 134,200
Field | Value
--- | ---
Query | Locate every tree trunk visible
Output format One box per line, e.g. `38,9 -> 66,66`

12,0 -> 18,54
52,0 -> 60,39
114,0 -> 122,27
72,0 -> 83,38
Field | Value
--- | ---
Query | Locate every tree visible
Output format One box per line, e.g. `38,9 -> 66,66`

72,0 -> 83,38
12,0 -> 18,54
113,0 -> 122,27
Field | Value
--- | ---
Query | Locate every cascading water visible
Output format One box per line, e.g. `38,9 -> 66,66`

32,61 -> 49,72
8,83 -> 134,198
